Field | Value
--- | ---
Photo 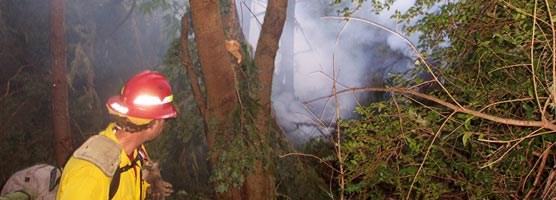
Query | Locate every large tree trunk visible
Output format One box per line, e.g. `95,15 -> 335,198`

188,0 -> 288,199
50,0 -> 72,167
188,0 -> 235,154
188,0 -> 241,199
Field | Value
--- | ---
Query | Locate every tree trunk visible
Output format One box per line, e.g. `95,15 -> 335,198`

189,0 -> 236,152
254,0 -> 288,112
188,0 -> 288,199
50,0 -> 72,167
189,0 -> 242,199
250,0 -> 288,199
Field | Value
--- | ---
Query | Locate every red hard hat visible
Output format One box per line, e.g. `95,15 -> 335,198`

106,71 -> 178,121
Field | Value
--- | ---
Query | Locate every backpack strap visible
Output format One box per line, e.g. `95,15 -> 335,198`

108,149 -> 144,199
108,167 -> 122,200
73,135 -> 121,177
48,166 -> 62,192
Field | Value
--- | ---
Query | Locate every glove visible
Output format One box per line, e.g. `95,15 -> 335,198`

146,179 -> 173,200
143,160 -> 173,200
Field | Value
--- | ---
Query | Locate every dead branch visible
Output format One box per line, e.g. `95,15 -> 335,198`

3,65 -> 28,98
524,142 -> 553,199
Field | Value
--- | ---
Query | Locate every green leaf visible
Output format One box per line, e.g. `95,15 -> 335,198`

405,136 -> 420,152
400,167 -> 418,175
462,131 -> 473,147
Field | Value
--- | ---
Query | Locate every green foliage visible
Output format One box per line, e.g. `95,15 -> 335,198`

146,38 -> 213,197
0,0 -> 56,181
341,98 -> 526,199
139,0 -> 186,38
333,0 -> 396,16
0,71 -> 55,181
339,0 -> 556,199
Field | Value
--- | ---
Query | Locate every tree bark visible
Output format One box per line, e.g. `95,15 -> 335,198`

254,0 -> 288,113
189,0 -> 241,199
189,0 -> 237,148
50,0 -> 72,167
179,12 -> 205,118
249,1 -> 288,199
188,0 -> 288,199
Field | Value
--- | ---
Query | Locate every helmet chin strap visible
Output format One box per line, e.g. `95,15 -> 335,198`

113,117 -> 155,133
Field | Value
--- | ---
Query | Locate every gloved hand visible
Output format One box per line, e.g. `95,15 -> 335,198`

143,160 -> 173,200
146,179 -> 173,200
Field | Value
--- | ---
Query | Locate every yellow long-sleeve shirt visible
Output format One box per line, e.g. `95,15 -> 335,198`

56,123 -> 149,200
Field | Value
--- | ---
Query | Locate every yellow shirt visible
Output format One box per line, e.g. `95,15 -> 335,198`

56,123 -> 149,200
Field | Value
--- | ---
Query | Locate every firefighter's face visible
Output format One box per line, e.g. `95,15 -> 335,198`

144,119 -> 165,141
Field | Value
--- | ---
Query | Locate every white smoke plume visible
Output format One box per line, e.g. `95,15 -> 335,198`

237,0 -> 421,145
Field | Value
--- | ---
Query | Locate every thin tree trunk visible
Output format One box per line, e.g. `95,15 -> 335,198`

179,12 -> 205,118
249,1 -> 288,199
254,0 -> 288,113
50,0 -> 72,167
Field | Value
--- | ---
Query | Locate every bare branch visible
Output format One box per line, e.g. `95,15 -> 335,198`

308,87 -> 556,131
3,65 -> 28,98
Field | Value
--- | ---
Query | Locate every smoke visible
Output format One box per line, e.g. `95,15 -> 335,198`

237,0 -> 423,145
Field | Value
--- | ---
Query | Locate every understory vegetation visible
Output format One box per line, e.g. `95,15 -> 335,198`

335,0 -> 556,199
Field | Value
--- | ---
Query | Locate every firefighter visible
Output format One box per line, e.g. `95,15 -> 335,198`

56,70 -> 177,200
